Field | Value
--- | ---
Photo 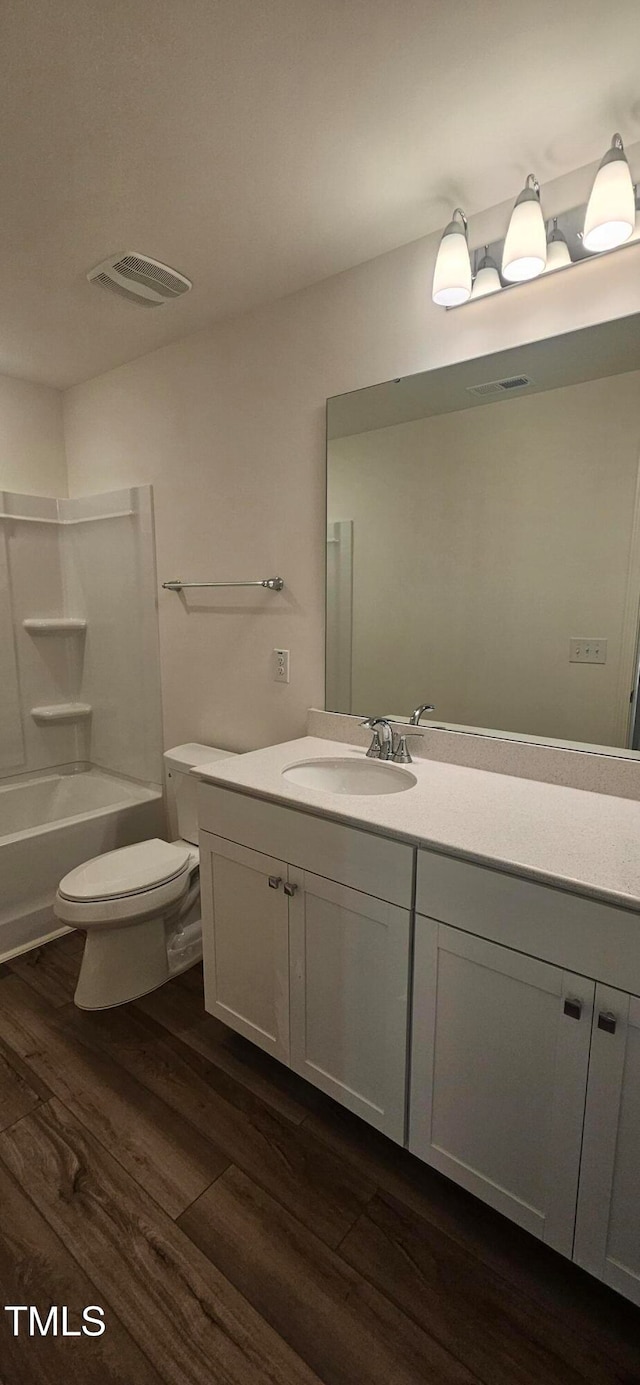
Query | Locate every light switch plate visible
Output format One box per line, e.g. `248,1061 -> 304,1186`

569,638 -> 607,664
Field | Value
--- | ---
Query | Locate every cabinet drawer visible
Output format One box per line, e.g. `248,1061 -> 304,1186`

416,848 -> 640,994
198,783 -> 413,907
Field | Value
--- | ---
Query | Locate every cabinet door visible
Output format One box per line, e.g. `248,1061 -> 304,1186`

200,832 -> 290,1062
410,918 -> 594,1256
289,871 -> 410,1142
574,986 -> 640,1306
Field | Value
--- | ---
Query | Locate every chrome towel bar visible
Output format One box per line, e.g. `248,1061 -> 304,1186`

162,576 -> 284,591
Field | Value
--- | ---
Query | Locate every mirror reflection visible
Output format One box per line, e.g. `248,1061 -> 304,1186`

326,315 -> 640,753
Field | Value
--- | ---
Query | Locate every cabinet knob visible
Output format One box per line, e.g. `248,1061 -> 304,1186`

268,876 -> 282,890
283,882 -> 298,896
597,1011 -> 617,1034
563,998 -> 582,1020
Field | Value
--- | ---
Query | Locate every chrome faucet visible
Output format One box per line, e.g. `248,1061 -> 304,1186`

410,702 -> 435,726
360,718 -> 423,763
360,717 -> 394,760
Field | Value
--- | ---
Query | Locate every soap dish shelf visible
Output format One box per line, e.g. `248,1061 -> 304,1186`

31,703 -> 92,724
23,618 -> 87,633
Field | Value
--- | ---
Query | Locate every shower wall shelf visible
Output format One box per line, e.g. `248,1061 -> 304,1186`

23,618 -> 87,633
31,703 -> 92,724
0,510 -> 133,525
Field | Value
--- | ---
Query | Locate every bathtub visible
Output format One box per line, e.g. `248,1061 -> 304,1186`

0,768 -> 164,961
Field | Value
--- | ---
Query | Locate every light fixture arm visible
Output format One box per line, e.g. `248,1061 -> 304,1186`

475,243 -> 497,273
452,207 -> 468,233
548,216 -> 567,245
601,132 -> 626,166
440,207 -> 469,240
514,173 -> 541,206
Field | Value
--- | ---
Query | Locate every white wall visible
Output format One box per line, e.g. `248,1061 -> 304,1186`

63,152 -> 640,753
328,372 -> 640,746
0,374 -> 67,496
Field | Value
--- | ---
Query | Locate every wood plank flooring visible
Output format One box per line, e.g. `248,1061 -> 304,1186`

0,932 -> 639,1385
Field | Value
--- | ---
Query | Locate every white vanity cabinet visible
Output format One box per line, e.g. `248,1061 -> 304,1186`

198,783 -> 413,1141
199,835 -> 291,1062
574,989 -> 640,1307
288,871 -> 410,1138
409,917 -> 594,1257
197,772 -> 640,1304
410,846 -> 640,1287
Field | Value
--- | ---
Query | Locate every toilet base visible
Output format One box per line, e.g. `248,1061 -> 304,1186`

74,917 -> 171,1010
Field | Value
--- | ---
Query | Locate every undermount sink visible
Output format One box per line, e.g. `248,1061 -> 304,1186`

282,756 -> 417,795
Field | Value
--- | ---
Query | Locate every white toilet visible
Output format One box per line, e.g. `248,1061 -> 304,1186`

54,743 -> 233,1010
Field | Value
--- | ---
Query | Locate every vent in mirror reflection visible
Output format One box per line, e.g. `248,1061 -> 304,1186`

466,374 -> 533,396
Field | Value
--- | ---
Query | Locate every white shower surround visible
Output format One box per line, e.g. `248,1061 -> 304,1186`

0,767 -> 163,962
0,483 -> 165,958
0,484 -> 163,785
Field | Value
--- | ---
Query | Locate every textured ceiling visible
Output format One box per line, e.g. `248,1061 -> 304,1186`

2,0 -> 640,388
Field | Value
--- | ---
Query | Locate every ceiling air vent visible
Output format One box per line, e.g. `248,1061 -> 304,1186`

466,374 -> 533,397
87,253 -> 192,307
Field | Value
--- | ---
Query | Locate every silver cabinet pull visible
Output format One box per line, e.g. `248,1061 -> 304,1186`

597,1011 -> 617,1034
563,998 -> 582,1020
268,876 -> 282,890
283,882 -> 298,896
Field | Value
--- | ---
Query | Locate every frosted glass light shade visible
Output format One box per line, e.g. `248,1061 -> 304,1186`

583,137 -> 635,252
432,215 -> 471,306
544,235 -> 571,272
502,184 -> 547,282
471,260 -> 501,298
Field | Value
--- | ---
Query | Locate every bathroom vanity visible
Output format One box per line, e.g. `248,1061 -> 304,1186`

197,734 -> 640,1308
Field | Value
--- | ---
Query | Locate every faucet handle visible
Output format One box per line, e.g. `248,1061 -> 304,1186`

392,731 -> 423,764
360,717 -> 381,758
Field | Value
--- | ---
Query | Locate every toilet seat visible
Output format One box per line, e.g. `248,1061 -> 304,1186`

59,839 -> 192,902
55,839 -> 198,928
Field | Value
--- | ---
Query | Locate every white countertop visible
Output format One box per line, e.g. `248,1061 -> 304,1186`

196,736 -> 640,912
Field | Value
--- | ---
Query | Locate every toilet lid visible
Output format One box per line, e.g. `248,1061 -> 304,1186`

59,839 -> 192,902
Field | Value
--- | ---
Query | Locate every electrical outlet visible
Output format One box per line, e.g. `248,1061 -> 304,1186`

569,638 -> 607,664
273,648 -> 290,683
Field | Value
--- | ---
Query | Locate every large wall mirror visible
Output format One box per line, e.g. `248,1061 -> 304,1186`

326,314 -> 640,756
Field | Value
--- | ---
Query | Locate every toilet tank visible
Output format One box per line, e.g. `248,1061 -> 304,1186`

164,743 -> 236,845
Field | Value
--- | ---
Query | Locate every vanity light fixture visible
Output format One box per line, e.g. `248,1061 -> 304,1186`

544,219 -> 572,272
470,247 -> 502,298
502,175 -> 547,282
432,208 -> 472,306
583,133 -> 635,252
630,187 -> 640,243
432,134 -> 638,309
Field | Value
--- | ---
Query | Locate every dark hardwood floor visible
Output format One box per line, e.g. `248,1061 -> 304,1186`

0,932 -> 639,1385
